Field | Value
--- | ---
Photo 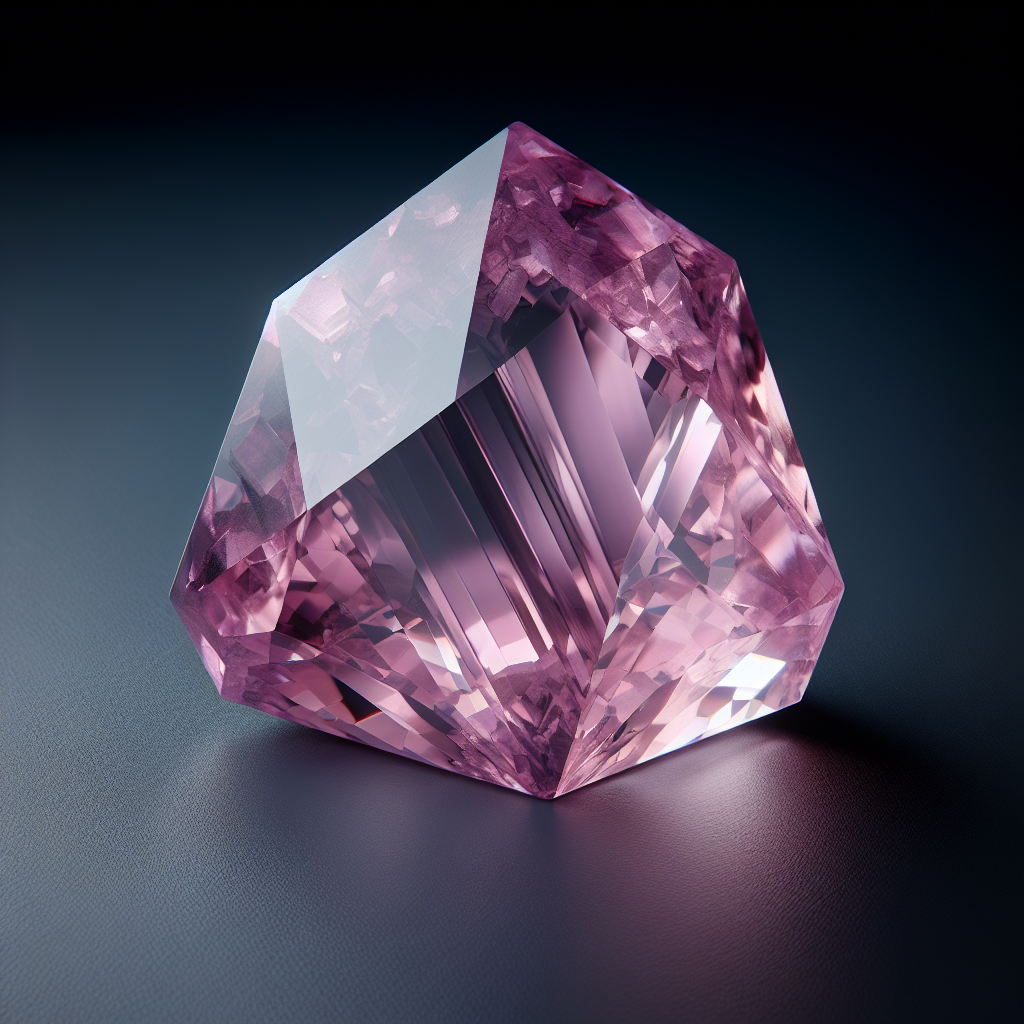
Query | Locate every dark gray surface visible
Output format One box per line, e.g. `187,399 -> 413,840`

1,7 -> 1020,1022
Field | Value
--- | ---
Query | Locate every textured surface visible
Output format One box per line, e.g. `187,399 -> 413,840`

172,125 -> 841,796
1,90 -> 1019,1024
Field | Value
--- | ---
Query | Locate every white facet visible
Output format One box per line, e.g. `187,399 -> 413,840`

717,653 -> 788,696
272,129 -> 509,508
639,655 -> 787,762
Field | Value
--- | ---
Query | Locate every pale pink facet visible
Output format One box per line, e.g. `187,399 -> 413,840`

172,123 -> 843,798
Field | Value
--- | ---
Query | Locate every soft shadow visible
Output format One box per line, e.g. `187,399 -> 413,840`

161,700 -> 1016,1024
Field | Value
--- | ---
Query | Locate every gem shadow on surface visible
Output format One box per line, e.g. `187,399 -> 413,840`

167,696 -> 1013,1024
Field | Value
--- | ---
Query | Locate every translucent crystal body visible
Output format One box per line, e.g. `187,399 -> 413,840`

171,123 -> 843,797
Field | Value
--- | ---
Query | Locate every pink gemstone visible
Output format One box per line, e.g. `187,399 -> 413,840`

171,123 -> 843,798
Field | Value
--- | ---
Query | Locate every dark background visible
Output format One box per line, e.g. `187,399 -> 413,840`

1,3 -> 1020,1022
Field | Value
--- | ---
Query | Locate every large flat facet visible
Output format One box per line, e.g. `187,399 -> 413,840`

172,122 -> 843,798
278,129 -> 508,510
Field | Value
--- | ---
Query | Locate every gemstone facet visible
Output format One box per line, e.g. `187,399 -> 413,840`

171,123 -> 843,798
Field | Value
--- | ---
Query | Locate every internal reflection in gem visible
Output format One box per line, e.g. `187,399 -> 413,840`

171,122 -> 843,797
175,294 -> 840,797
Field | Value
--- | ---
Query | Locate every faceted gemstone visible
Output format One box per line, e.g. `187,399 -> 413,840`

171,123 -> 843,798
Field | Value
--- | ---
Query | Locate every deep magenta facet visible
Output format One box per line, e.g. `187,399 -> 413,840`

171,123 -> 843,797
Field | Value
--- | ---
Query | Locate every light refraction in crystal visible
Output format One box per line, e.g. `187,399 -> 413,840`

171,123 -> 843,798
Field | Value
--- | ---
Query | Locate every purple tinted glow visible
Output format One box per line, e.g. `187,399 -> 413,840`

171,124 -> 842,797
